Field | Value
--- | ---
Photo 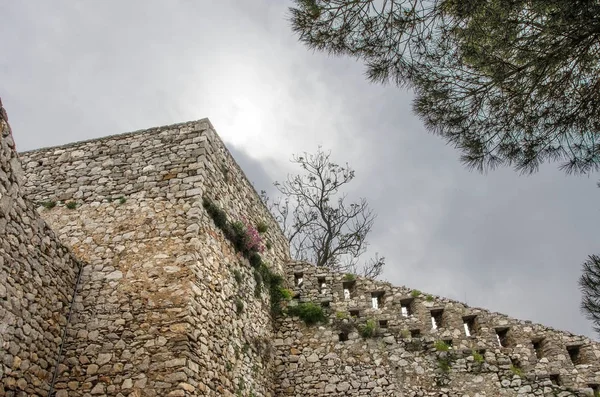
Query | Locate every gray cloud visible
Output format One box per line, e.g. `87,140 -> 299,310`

2,0 -> 599,338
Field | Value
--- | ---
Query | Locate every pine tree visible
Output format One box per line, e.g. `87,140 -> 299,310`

290,0 -> 600,174
579,255 -> 600,335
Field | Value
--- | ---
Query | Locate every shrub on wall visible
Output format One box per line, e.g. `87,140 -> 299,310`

287,302 -> 327,325
203,197 -> 286,317
472,350 -> 484,364
40,201 -> 57,209
343,273 -> 356,281
434,340 -> 451,352
203,198 -> 228,229
359,319 -> 377,338
256,221 -> 269,234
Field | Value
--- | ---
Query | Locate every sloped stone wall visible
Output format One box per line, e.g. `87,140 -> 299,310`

275,262 -> 600,396
19,121 -> 290,396
0,99 -> 81,396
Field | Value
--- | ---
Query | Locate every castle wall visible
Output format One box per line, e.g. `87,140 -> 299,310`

12,111 -> 600,397
275,262 -> 600,396
20,121 -> 290,396
0,99 -> 81,396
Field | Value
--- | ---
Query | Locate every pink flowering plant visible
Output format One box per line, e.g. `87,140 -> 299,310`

243,219 -> 265,253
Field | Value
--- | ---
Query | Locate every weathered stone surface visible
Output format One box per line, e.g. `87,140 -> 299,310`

14,118 -> 290,396
274,261 -> 600,396
3,101 -> 599,397
0,99 -> 81,397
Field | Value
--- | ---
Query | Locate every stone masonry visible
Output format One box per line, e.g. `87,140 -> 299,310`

275,262 -> 600,396
1,99 -> 81,396
1,98 -> 599,396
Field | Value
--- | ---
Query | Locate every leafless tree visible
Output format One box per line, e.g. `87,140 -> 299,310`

262,148 -> 385,278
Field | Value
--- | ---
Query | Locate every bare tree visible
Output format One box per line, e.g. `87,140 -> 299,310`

263,148 -> 385,278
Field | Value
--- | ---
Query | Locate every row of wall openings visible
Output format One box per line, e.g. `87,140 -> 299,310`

296,274 -> 591,363
532,338 -> 586,365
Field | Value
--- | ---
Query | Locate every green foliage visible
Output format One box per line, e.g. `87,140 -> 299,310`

343,273 -> 356,281
118,196 -> 126,204
255,262 -> 286,316
426,295 -> 434,302
235,298 -> 244,315
203,197 -> 264,260
472,350 -> 484,364
336,311 -> 348,320
579,255 -> 600,336
359,319 -> 377,338
65,201 -> 77,210
400,329 -> 411,339
290,0 -> 600,175
434,340 -> 450,352
438,358 -> 451,373
233,269 -> 243,284
266,241 -> 272,250
411,290 -> 421,298
225,361 -> 232,371
510,365 -> 524,377
242,343 -> 250,354
287,302 -> 327,325
256,221 -> 269,233
253,269 -> 263,298
229,221 -> 250,254
203,197 -> 287,316
203,197 -> 228,229
249,252 -> 262,268
41,201 -> 57,210
279,287 -> 293,301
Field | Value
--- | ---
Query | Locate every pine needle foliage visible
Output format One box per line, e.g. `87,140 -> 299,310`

580,255 -> 600,336
290,0 -> 600,175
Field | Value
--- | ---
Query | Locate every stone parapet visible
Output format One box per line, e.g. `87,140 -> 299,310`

275,261 -> 600,396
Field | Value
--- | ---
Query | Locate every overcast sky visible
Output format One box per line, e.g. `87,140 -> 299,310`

2,0 -> 599,338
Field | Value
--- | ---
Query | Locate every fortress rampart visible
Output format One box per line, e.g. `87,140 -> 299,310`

1,97 -> 599,397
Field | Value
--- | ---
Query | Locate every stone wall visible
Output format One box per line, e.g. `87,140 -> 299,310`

9,109 -> 600,397
275,261 -> 600,396
18,121 -> 290,396
0,99 -> 82,396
